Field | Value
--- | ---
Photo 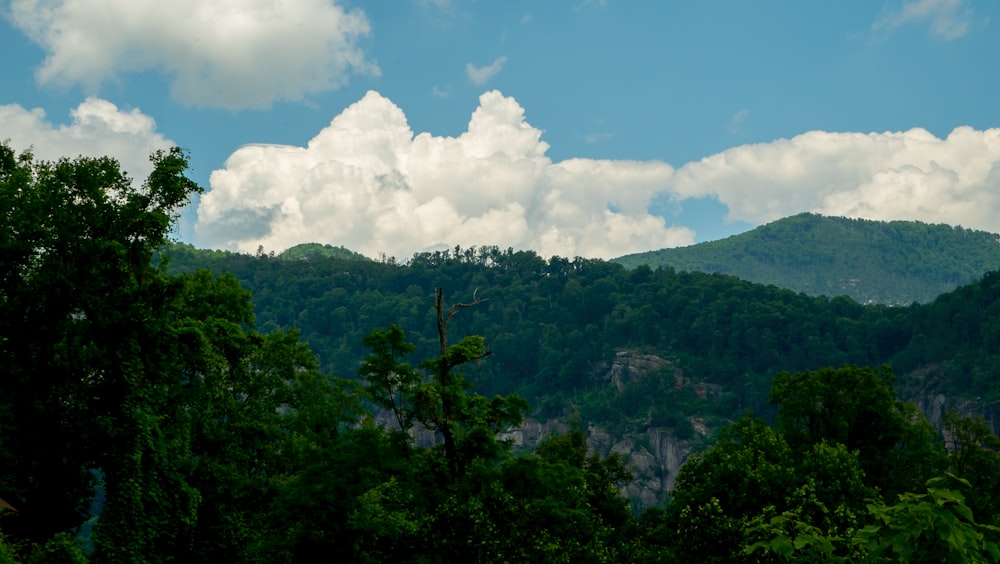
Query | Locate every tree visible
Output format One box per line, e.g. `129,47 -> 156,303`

770,365 -> 946,497
359,289 -> 529,479
855,476 -> 1000,563
77,263 -> 362,562
666,415 -> 875,562
0,143 -> 200,548
345,291 -> 651,562
0,142 -> 358,562
944,410 -> 1000,524
332,291 -> 531,560
359,324 -> 418,435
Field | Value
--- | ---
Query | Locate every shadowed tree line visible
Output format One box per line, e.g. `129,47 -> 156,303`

4,142 -> 1000,561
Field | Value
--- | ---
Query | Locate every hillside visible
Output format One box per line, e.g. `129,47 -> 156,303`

136,242 -> 1000,553
161,242 -> 1000,408
160,243 -> 1000,419
277,242 -> 371,262
613,213 -> 1000,304
160,241 -> 1000,508
12,145 -> 1000,562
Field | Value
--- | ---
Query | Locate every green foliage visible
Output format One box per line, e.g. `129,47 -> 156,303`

745,509 -> 847,563
27,533 -> 88,564
359,324 -> 419,433
892,270 -> 1000,400
771,365 -> 946,497
855,476 -> 1000,563
272,308 -> 647,562
0,535 -> 14,564
0,143 -> 364,562
944,411 -> 1000,523
666,414 -> 875,562
277,242 -> 370,262
666,364 -> 961,561
11,140 -> 1000,561
668,364 -> 1000,563
746,478 -> 1000,564
614,212 -> 1000,304
0,142 -> 201,547
162,241 -> 906,423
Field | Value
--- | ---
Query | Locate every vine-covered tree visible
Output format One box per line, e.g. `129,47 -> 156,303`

0,142 -> 200,547
0,143 -> 354,562
771,365 -> 946,497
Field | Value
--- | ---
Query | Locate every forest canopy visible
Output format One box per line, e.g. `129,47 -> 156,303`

4,142 -> 1000,562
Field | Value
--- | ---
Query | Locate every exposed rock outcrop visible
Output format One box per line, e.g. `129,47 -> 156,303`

500,416 -> 697,508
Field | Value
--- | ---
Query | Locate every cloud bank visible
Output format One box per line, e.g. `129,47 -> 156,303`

670,127 -> 1000,232
0,97 -> 174,181
197,89 -> 1000,259
196,90 -> 689,259
9,0 -> 377,109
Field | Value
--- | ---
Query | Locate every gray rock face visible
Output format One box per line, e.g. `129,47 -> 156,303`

908,363 -> 1000,438
380,349 -> 709,510
499,415 -> 697,509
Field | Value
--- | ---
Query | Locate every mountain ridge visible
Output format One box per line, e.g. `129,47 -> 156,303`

613,213 -> 1000,304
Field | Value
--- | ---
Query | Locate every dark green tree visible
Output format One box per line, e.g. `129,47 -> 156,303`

855,475 -> 1000,563
358,324 -> 419,438
360,289 -> 530,480
0,142 -> 358,562
770,365 -> 946,497
342,292 -> 648,562
944,411 -> 1000,524
666,415 -> 875,562
0,143 -> 199,548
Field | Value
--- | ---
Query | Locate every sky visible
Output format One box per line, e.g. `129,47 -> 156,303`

2,0 -> 999,260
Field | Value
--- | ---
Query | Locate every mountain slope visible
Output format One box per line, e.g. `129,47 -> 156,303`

613,213 -> 1000,304
159,243 -> 1000,506
278,243 -> 371,262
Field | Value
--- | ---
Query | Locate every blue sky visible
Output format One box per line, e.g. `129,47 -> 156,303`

2,0 -> 999,259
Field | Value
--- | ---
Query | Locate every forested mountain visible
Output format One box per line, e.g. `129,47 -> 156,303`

157,241 -> 1000,561
162,241 -> 1000,423
7,140 -> 1000,561
274,242 -> 371,262
613,213 -> 1000,304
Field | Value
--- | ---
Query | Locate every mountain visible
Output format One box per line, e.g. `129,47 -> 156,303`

277,242 -> 371,262
613,213 -> 1000,304
158,242 -> 372,265
160,242 -> 1000,507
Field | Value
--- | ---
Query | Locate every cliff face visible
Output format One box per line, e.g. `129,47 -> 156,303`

380,366 -> 699,509
594,351 -> 706,505
506,358 -> 1000,510
501,350 -> 706,508
590,424 -> 691,506
380,350 -> 732,509
499,416 -> 693,508
908,364 -> 1000,441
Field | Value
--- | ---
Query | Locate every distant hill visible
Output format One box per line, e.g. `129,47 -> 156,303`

157,240 -> 1000,504
613,213 -> 1000,304
157,242 -> 371,272
278,243 -> 371,262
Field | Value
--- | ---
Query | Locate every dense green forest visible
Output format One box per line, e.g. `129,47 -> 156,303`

613,213 -> 1000,305
161,237 -> 1000,415
4,142 -> 1000,561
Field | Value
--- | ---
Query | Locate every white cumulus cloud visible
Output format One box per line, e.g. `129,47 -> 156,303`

196,93 -> 1000,261
8,0 -> 377,109
0,97 -> 174,181
668,126 -> 1000,232
195,90 -> 689,259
